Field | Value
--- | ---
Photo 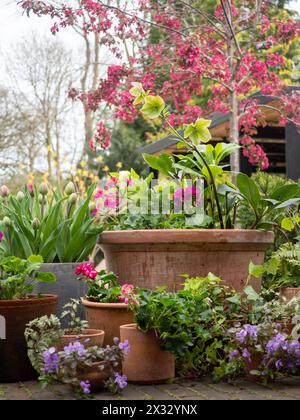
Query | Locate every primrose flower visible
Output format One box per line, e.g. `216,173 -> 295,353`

63,341 -> 87,358
42,347 -> 59,373
119,339 -> 130,354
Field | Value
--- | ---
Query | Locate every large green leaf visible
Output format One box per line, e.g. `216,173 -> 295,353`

70,185 -> 95,235
236,173 -> 261,211
143,153 -> 175,177
270,184 -> 300,202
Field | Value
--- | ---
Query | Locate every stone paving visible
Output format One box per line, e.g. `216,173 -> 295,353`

1,376 -> 300,400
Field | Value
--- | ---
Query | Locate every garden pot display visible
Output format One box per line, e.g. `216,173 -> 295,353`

120,323 -> 175,383
99,229 -> 274,292
37,263 -> 87,321
0,294 -> 57,382
57,329 -> 105,350
279,288 -> 300,303
82,300 -> 133,346
77,361 -> 113,392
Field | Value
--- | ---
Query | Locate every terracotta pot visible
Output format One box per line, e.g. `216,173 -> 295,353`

82,299 -> 133,346
244,351 -> 263,382
57,329 -> 105,350
99,229 -> 274,292
120,323 -> 175,384
77,361 -> 113,392
279,287 -> 300,303
0,294 -> 58,382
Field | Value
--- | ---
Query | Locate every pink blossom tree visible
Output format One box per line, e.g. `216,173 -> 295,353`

20,0 -> 300,173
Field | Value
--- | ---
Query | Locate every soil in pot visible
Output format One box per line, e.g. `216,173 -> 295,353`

82,300 -> 133,346
0,294 -> 58,382
120,323 -> 175,384
279,288 -> 300,303
56,329 -> 105,350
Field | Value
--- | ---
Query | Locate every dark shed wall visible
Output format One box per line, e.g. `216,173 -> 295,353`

286,123 -> 300,180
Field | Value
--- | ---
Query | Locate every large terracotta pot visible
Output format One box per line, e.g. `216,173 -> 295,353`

0,294 -> 57,382
99,229 -> 274,292
279,287 -> 300,303
57,329 -> 105,350
82,300 -> 133,346
120,323 -> 175,383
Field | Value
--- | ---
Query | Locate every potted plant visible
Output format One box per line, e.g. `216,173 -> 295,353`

25,298 -> 105,356
76,263 -> 135,345
0,254 -> 57,382
0,182 -> 102,317
94,85 -> 300,292
227,322 -> 300,382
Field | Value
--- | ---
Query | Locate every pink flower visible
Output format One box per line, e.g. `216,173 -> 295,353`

75,263 -> 97,279
0,231 -> 3,242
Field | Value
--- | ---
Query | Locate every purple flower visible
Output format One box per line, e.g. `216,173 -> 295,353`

42,347 -> 59,373
229,350 -> 239,361
80,380 -> 91,395
236,324 -> 259,343
119,340 -> 130,354
0,231 -> 3,242
114,372 -> 128,390
242,348 -> 251,361
275,359 -> 283,370
63,341 -> 87,357
266,333 -> 286,354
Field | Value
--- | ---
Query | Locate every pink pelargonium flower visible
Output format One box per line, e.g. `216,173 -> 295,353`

0,231 -> 3,242
119,284 -> 138,305
75,263 -> 97,279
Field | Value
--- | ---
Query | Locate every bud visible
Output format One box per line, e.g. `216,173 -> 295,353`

39,183 -> 49,196
0,185 -> 9,197
32,218 -> 40,230
38,194 -> 44,204
89,202 -> 96,212
64,182 -> 76,196
17,191 -> 25,202
3,216 -> 12,227
68,193 -> 77,205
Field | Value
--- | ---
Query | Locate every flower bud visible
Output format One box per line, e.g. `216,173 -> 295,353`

0,185 -> 9,197
38,194 -> 44,204
3,216 -> 12,227
64,182 -> 76,196
68,193 -> 77,205
32,218 -> 40,230
39,183 -> 49,196
17,191 -> 25,202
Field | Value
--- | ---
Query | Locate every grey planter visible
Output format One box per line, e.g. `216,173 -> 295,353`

36,263 -> 87,324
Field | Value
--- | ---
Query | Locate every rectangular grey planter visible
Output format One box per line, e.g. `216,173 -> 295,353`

36,263 -> 87,324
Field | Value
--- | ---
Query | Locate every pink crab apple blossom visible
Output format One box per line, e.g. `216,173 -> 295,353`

20,0 -> 300,171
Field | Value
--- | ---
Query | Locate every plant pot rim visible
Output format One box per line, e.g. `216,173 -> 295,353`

120,323 -> 138,330
99,229 -> 274,245
82,298 -> 129,309
41,262 -> 88,266
0,294 -> 58,307
61,329 -> 105,339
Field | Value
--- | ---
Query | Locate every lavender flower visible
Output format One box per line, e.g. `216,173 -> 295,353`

114,372 -> 128,390
80,380 -> 91,395
42,347 -> 59,373
119,340 -> 130,354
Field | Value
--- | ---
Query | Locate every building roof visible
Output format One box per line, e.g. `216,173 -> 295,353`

139,86 -> 300,155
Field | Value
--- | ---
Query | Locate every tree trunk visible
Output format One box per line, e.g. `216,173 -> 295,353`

229,89 -> 240,174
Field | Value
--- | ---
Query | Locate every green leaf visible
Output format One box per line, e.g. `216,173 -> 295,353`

140,95 -> 165,119
28,255 -> 44,264
34,272 -> 56,283
183,118 -> 212,145
143,153 -> 175,176
201,165 -> 223,181
236,173 -> 261,211
129,82 -> 144,97
281,217 -> 295,232
244,285 -> 260,301
248,261 -> 265,278
270,184 -> 300,202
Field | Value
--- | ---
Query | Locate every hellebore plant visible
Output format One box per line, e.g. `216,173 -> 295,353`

128,84 -> 300,230
75,262 -> 137,304
0,182 -> 102,262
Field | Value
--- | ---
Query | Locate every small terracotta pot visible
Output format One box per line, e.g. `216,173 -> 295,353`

57,329 -> 105,350
77,361 -> 113,392
120,323 -> 175,384
82,299 -> 133,346
0,294 -> 57,382
279,287 -> 300,303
